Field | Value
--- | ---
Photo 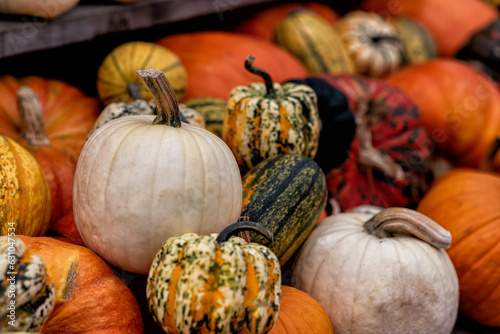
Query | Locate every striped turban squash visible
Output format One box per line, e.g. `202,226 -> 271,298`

223,55 -> 320,174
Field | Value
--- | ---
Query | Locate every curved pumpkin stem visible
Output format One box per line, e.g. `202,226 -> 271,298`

17,86 -> 50,146
136,68 -> 181,127
216,221 -> 274,244
364,207 -> 451,249
245,55 -> 276,98
480,135 -> 500,172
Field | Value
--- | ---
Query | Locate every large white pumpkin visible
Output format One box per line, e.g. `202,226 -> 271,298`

292,207 -> 459,334
73,69 -> 242,274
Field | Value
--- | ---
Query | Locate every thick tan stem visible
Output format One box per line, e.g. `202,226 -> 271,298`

18,86 -> 50,146
136,68 -> 181,127
364,207 -> 451,249
356,100 -> 405,180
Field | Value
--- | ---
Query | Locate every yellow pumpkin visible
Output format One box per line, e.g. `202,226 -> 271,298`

0,135 -> 51,237
96,41 -> 187,106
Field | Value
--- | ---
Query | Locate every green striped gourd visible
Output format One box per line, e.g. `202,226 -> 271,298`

392,16 -> 438,65
223,55 -> 320,174
274,9 -> 355,74
147,222 -> 281,334
96,41 -> 187,106
241,154 -> 327,266
0,237 -> 55,332
184,97 -> 227,138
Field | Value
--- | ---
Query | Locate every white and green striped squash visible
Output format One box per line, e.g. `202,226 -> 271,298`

274,9 -> 355,74
147,221 -> 281,334
223,55 -> 321,174
0,237 -> 55,332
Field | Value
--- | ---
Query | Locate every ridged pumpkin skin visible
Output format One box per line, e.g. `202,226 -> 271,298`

237,2 -> 340,41
0,237 -> 55,331
0,136 -> 51,236
184,97 -> 227,138
156,31 -> 308,101
269,286 -> 333,334
417,168 -> 500,326
315,73 -> 432,211
224,82 -> 320,173
274,10 -> 355,75
97,41 -> 187,105
241,154 -> 327,266
147,232 -> 281,334
360,0 -> 498,56
292,209 -> 459,333
17,236 -> 144,333
0,75 -> 100,239
335,10 -> 404,78
386,59 -> 500,168
392,16 -> 438,65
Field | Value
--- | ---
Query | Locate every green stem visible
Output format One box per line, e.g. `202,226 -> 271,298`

245,55 -> 276,98
136,68 -> 181,127
216,221 -> 274,244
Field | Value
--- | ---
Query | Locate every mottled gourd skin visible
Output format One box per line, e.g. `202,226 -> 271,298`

0,237 -> 55,332
223,82 -> 320,173
241,154 -> 327,266
0,136 -> 51,237
147,233 -> 281,334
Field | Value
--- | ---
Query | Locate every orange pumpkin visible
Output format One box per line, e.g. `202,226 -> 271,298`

270,285 -> 334,334
417,168 -> 500,327
386,58 -> 500,168
237,2 -> 340,41
0,75 -> 100,240
17,235 -> 144,333
360,0 -> 498,56
156,31 -> 308,101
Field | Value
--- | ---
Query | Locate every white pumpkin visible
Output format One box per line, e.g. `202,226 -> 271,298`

292,207 -> 459,334
73,69 -> 242,274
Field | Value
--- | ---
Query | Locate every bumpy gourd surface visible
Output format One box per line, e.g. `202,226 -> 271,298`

147,233 -> 281,334
0,136 -> 51,236
0,237 -> 55,331
224,82 -> 320,172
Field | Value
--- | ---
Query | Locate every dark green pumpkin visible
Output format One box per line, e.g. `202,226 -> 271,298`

274,9 -> 355,74
241,154 -> 327,266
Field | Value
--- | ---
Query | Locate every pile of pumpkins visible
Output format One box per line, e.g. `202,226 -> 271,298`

1,0 -> 500,333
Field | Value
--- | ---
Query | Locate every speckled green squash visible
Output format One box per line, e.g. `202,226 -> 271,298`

274,10 -> 355,74
146,223 -> 281,334
392,16 -> 437,65
223,56 -> 320,174
0,237 -> 55,332
89,99 -> 204,137
241,154 -> 327,266
184,97 -> 227,138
